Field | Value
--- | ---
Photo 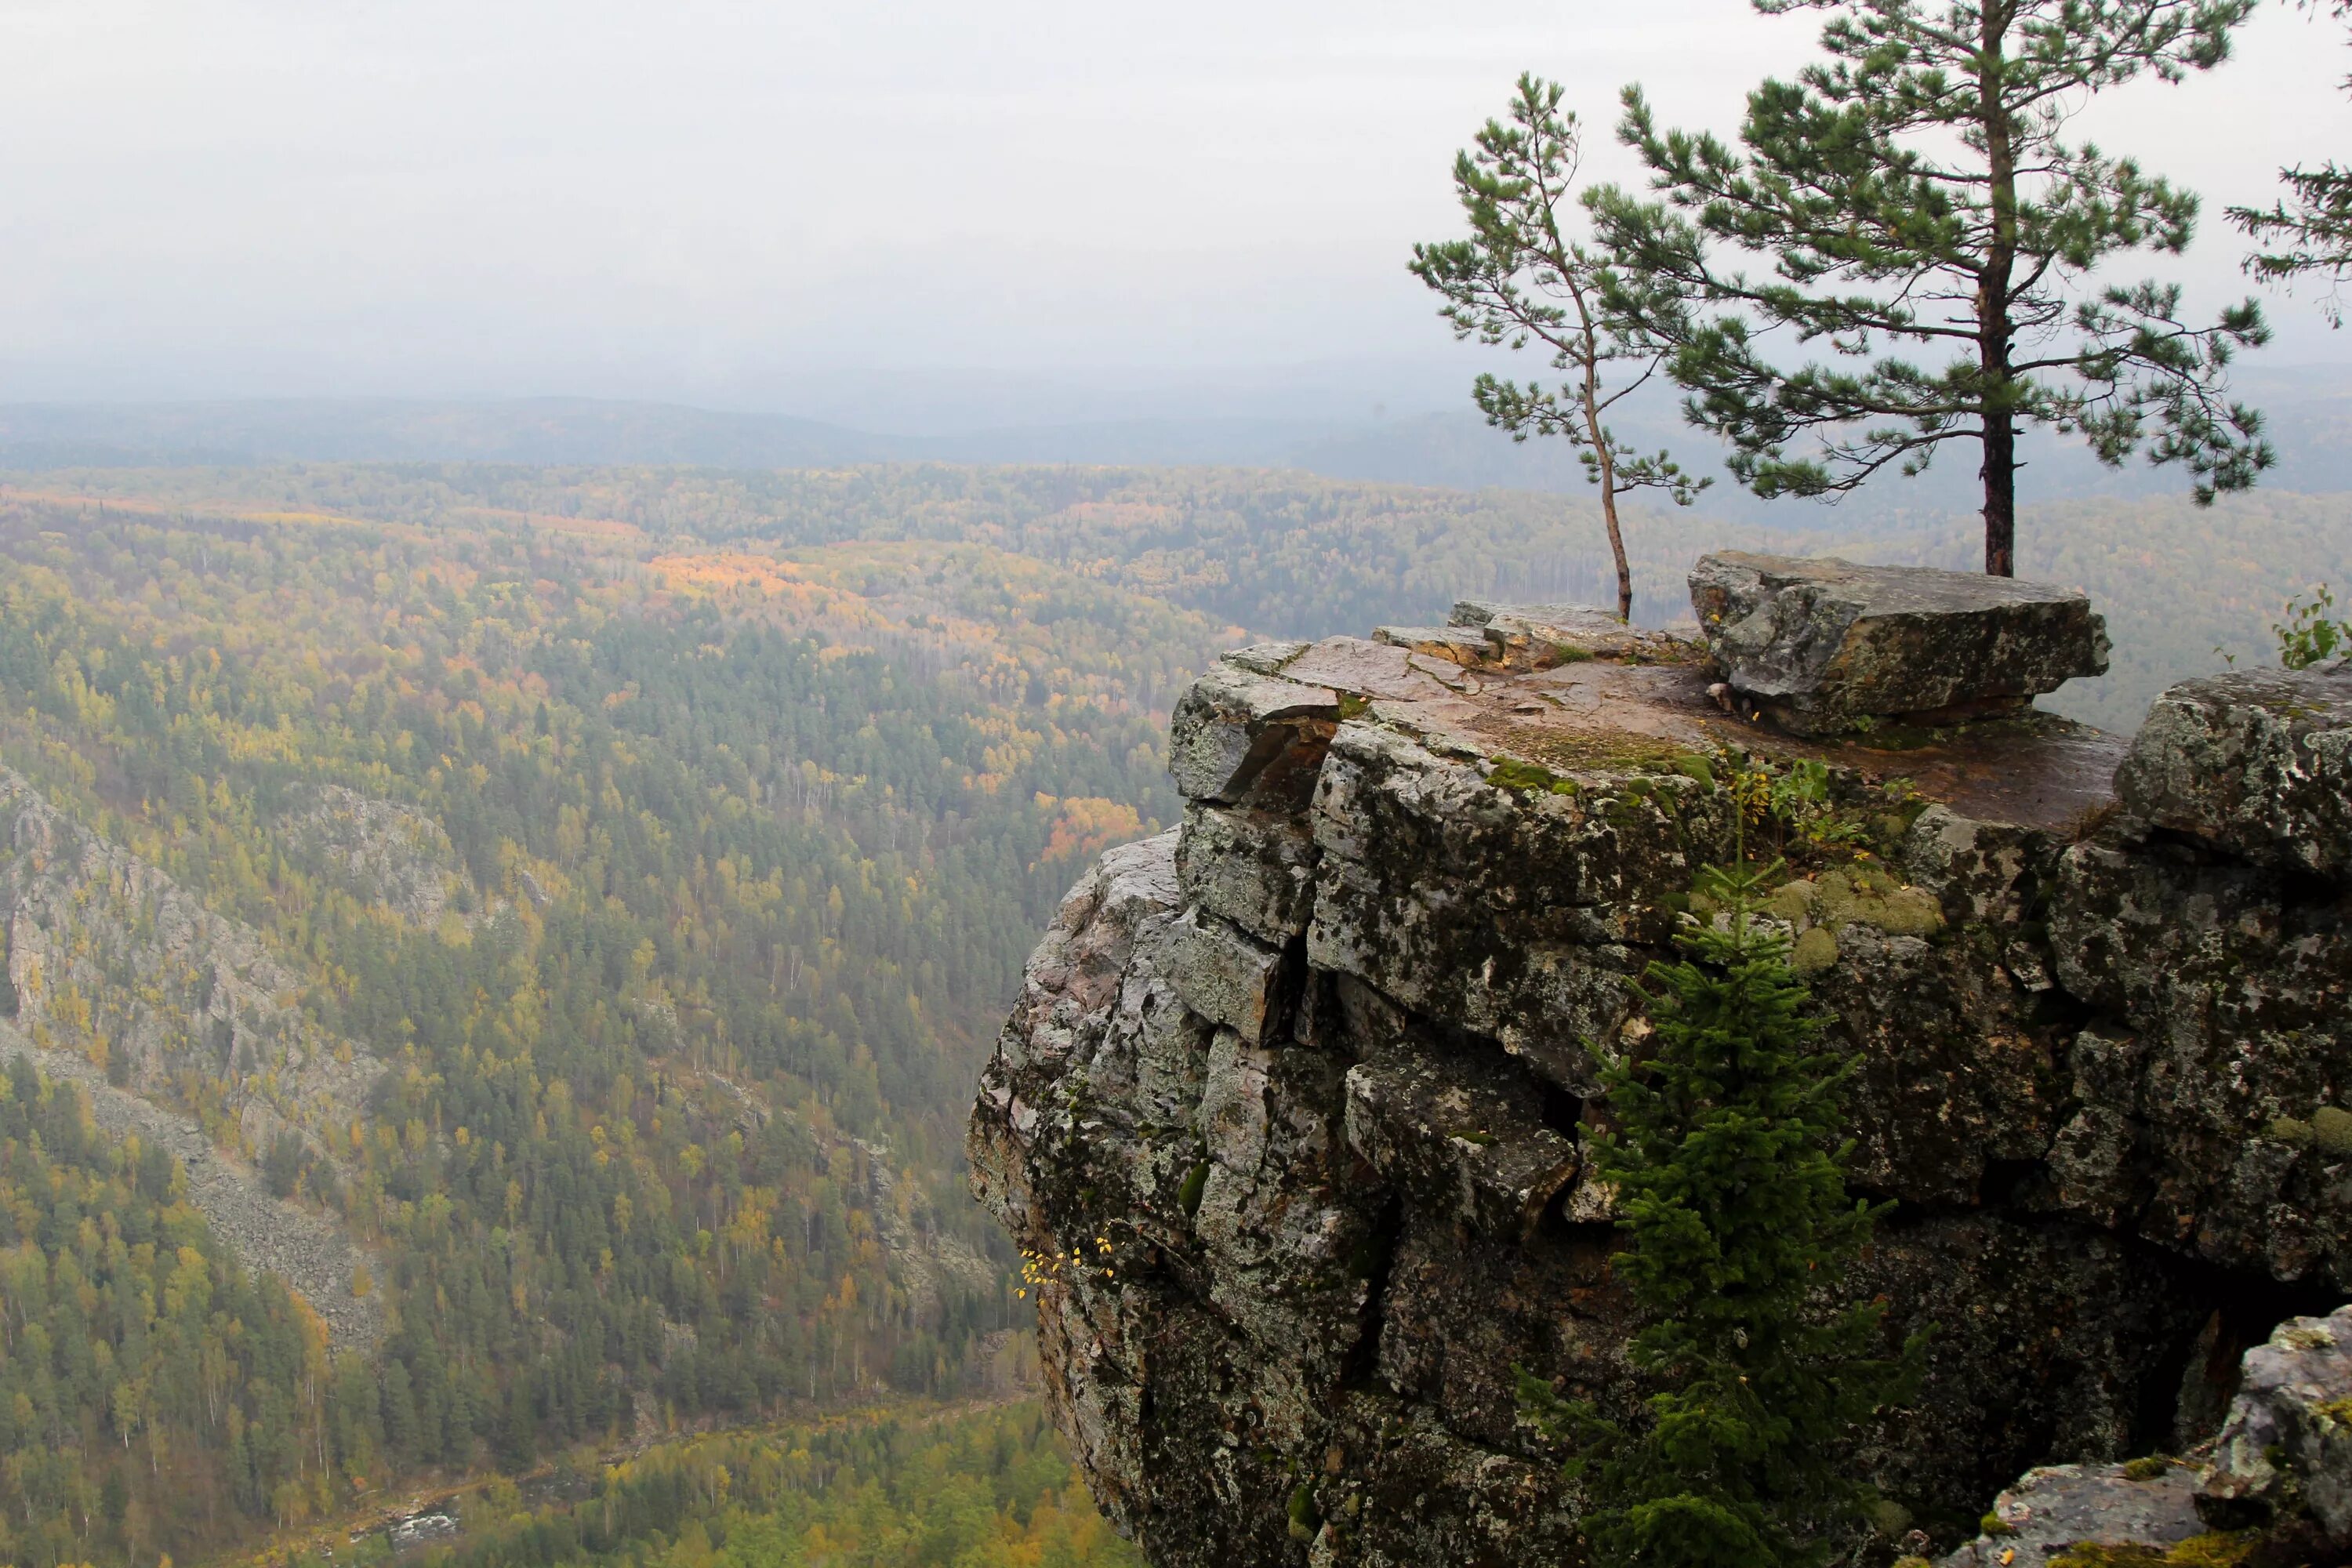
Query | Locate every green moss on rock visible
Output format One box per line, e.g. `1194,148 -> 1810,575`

1178,1160 -> 1210,1217
2312,1105 -> 2352,1157
2045,1532 -> 2256,1567
2270,1116 -> 2316,1148
1486,757 -> 1577,797
1791,927 -> 1840,975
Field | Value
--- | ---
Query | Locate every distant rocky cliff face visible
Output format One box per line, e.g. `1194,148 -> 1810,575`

969,561 -> 2352,1566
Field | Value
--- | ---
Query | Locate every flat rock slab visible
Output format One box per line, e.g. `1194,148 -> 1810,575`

1373,626 -> 1493,665
1449,600 -> 1690,663
1942,1461 -> 2205,1566
1690,553 -> 2110,735
2116,660 -> 2352,878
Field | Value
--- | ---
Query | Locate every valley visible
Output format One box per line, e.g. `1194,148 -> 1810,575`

0,459 -> 2336,1566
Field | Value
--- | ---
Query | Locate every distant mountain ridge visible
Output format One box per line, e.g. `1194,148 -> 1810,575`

9,366 -> 2352,504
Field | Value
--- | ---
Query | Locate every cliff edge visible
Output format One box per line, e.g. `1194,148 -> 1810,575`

970,566 -> 2352,1566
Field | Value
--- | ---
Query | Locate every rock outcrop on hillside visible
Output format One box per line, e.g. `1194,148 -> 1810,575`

0,766 -> 394,1342
0,767 -> 386,1163
1943,1305 -> 2352,1563
970,571 -> 2352,1566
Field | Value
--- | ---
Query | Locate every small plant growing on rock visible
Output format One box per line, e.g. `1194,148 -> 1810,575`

2276,585 -> 2350,670
1522,848 -> 1922,1567
1015,1236 -> 1116,1299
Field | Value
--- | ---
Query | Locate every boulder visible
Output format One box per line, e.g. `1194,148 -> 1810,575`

1940,1461 -> 2205,1566
2114,660 -> 2352,878
1167,662 -> 1341,806
1687,553 -> 2110,735
2198,1305 -> 2352,1538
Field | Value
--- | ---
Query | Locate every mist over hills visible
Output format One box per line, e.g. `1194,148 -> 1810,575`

8,356 -> 2351,510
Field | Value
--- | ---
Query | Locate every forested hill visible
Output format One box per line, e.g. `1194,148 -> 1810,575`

0,478 -> 1209,1564
0,459 -> 2332,1566
24,461 -> 2348,729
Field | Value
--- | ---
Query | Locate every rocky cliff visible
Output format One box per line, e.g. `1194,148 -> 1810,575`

968,561 -> 2352,1566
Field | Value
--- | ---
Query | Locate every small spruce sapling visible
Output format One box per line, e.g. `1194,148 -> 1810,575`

1522,844 -> 1921,1568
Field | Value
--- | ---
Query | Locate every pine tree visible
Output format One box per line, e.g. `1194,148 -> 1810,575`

2230,1 -> 2352,321
1591,0 -> 2273,578
1525,854 -> 1918,1568
1410,75 -> 1709,623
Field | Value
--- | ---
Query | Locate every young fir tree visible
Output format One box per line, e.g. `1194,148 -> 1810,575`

2231,1 -> 2352,321
1410,75 -> 1709,623
1523,851 -> 1918,1568
1590,0 -> 2274,578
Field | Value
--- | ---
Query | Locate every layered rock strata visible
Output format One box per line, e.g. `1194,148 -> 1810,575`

969,601 -> 2351,1566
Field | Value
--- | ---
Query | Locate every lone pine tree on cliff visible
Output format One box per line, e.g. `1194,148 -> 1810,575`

1589,0 -> 2275,577
1523,848 -> 1918,1567
1412,75 -> 1710,623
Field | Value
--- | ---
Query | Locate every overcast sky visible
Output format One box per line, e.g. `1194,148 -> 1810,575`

5,0 -> 2348,428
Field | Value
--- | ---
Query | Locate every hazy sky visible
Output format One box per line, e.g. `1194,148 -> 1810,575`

5,0 -> 2349,426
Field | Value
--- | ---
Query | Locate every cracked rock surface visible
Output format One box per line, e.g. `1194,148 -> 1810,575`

971,593 -> 2352,1566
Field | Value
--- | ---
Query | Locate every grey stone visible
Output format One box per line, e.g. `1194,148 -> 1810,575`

1174,803 -> 1320,946
1164,909 -> 1287,1045
1688,552 -> 2110,734
2114,661 -> 2352,877
2050,836 -> 2352,1284
1941,1461 -> 2205,1566
1338,982 -> 1578,1240
2198,1305 -> 2352,1537
1226,641 -> 1312,676
1446,598 -> 1511,626
1483,608 -> 1688,665
1305,722 -> 1704,1091
1444,599 -> 1686,664
1281,637 -> 1464,704
1447,598 -> 1592,629
974,590 -> 2352,1568
1167,662 -> 1341,805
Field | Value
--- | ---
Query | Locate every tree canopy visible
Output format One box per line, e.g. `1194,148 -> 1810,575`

1592,0 -> 2275,575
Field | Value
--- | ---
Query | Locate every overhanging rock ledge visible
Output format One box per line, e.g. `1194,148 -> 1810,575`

971,571 -> 2350,1567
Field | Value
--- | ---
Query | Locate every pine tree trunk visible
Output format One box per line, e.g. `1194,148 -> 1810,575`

1600,488 -> 1633,622
1982,413 -> 2016,578
1578,336 -> 1634,622
1977,3 -> 2020,579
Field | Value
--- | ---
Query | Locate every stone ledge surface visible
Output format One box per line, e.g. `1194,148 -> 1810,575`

1940,1461 -> 2205,1566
